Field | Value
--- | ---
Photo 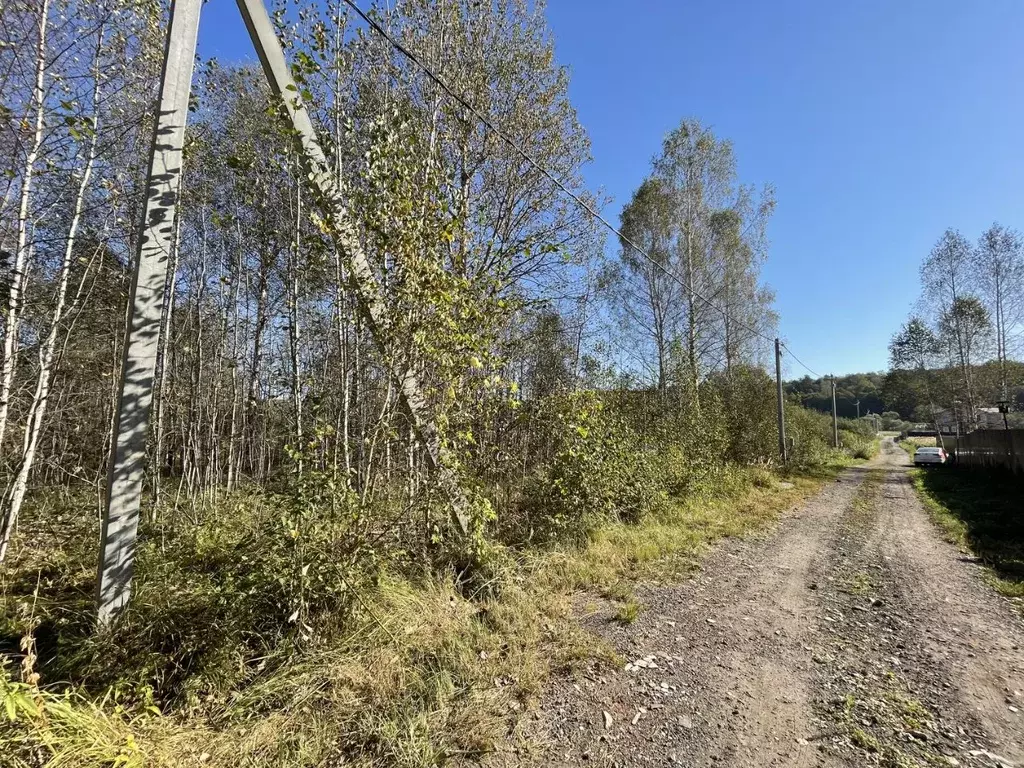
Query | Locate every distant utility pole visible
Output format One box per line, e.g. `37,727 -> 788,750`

855,399 -> 861,419
830,375 -> 839,448
775,338 -> 787,463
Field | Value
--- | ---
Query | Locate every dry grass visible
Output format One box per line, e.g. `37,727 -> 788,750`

1,467 -> 838,767
3,574 -> 599,767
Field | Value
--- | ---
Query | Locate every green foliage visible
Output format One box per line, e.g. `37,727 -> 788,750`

783,404 -> 836,469
714,366 -> 779,464
519,391 -> 666,545
787,372 -> 885,419
614,598 -> 644,625
2,481 -> 373,710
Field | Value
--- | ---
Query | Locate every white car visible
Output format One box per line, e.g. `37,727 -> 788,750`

913,446 -> 947,466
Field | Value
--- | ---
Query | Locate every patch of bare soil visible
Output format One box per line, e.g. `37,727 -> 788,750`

495,441 -> 1024,768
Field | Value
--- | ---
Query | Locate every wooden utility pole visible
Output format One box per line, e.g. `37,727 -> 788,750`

96,0 -> 202,627
775,338 -> 787,463
830,375 -> 839,448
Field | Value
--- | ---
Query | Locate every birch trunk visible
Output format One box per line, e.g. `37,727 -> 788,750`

0,53 -> 97,562
0,0 -> 50,453
288,175 -> 303,476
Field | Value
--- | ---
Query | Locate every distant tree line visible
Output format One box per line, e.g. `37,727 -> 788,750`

786,372 -> 885,420
790,225 -> 1024,426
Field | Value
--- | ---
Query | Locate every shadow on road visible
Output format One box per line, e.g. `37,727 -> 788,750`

915,465 -> 1024,590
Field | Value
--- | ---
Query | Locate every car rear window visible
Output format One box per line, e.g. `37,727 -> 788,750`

916,447 -> 941,453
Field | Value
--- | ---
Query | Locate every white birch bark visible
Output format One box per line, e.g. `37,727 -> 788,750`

0,44 -> 101,562
0,0 -> 50,453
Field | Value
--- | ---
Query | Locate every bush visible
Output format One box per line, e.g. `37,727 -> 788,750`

709,366 -> 779,464
519,391 -> 666,545
783,403 -> 834,468
853,445 -> 875,460
3,482 -> 377,710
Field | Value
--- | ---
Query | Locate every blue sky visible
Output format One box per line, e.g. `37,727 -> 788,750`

197,0 -> 1024,377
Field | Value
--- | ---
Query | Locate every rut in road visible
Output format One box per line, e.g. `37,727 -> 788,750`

497,440 -> 1024,768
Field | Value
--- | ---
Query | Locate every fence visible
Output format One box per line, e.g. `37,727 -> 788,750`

954,429 -> 1024,474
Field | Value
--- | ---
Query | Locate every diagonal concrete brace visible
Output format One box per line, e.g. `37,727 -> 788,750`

236,0 -> 472,534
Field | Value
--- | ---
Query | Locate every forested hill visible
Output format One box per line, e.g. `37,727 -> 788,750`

788,362 -> 1024,422
786,373 -> 885,419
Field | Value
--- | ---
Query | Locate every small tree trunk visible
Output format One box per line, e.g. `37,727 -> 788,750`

153,213 -> 182,507
288,175 -> 303,477
684,225 -> 700,406
0,0 -> 50,453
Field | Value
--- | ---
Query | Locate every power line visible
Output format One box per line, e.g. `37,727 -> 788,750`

781,344 -> 822,379
341,0 -> 833,377
339,0 -> 781,344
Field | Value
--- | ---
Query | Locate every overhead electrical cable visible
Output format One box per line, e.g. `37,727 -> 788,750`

341,0 -> 823,377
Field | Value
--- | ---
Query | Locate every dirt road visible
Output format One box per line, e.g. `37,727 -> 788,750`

502,440 -> 1024,767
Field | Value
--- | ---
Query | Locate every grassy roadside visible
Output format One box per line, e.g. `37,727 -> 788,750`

910,466 -> 1024,600
1,462 -> 850,768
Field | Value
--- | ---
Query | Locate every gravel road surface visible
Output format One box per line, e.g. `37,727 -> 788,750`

499,439 -> 1024,767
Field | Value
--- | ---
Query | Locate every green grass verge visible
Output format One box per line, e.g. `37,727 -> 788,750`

1,467 -> 839,768
911,467 -> 1024,599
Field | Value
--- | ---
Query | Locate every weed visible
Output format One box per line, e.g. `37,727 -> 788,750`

851,727 -> 880,752
614,599 -> 643,625
602,580 -> 634,602
844,572 -> 875,595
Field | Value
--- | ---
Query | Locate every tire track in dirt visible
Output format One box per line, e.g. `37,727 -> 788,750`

498,472 -> 866,767
496,442 -> 1024,768
875,442 -> 1024,764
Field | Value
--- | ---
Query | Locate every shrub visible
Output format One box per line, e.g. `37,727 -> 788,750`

8,482 -> 377,709
519,391 -> 666,545
708,366 -> 779,464
853,445 -> 875,460
749,464 -> 776,489
783,403 -> 834,468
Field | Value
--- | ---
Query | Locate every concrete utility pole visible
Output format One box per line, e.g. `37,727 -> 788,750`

854,399 -> 861,420
830,375 -> 839,448
96,0 -> 202,627
775,338 -> 787,463
97,0 -> 476,626
234,0 -> 471,531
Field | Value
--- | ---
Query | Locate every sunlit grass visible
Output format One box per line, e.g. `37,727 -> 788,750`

2,465 -> 839,768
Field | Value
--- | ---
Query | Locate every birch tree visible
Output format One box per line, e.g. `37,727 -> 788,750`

973,223 -> 1024,399
614,179 -> 680,393
654,119 -> 743,394
0,0 -> 50,455
920,229 -> 978,421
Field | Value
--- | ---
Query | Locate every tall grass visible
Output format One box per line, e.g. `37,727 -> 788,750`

1,461 -> 840,767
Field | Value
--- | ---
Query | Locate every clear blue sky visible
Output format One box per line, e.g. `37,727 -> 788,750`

197,0 -> 1024,378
